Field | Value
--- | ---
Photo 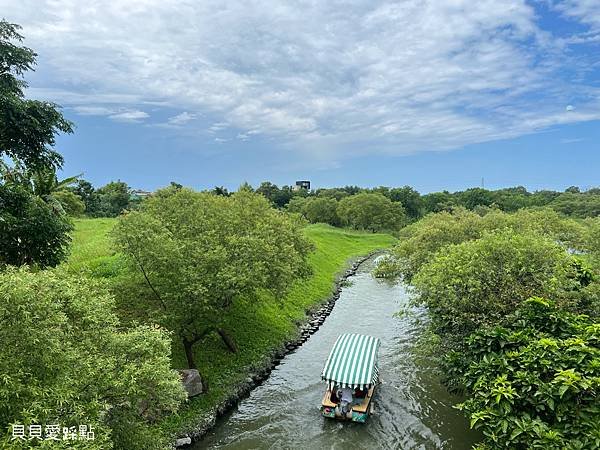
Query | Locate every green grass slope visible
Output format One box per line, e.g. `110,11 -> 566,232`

65,219 -> 395,442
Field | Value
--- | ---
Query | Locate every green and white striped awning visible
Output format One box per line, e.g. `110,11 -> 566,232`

321,333 -> 381,389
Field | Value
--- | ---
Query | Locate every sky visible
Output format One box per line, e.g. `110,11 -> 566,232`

2,0 -> 600,193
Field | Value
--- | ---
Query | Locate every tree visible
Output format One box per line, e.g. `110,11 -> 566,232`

550,192 -> 600,218
0,184 -> 73,268
0,268 -> 185,450
255,181 -> 280,204
52,189 -> 85,216
286,196 -> 310,214
387,186 -> 423,220
72,179 -> 100,214
412,230 -> 578,342
457,187 -> 494,210
565,185 -> 581,194
422,191 -> 455,213
342,192 -> 406,231
95,180 -> 131,217
211,185 -> 229,196
1,162 -> 84,215
302,197 -> 340,226
0,20 -> 73,171
25,166 -> 81,198
380,207 -> 587,281
113,189 -> 313,383
315,188 -> 349,201
337,192 -> 405,232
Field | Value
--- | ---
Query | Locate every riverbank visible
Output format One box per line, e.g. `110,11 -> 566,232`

65,219 -> 396,448
196,255 -> 479,449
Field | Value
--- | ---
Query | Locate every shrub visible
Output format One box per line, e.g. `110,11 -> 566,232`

0,183 -> 73,268
0,268 -> 185,449
412,230 -> 578,343
458,298 -> 600,449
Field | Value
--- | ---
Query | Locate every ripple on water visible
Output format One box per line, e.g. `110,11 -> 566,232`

195,256 -> 480,450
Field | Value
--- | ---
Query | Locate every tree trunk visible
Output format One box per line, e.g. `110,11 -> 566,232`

217,328 -> 238,353
183,337 -> 197,369
182,337 -> 209,391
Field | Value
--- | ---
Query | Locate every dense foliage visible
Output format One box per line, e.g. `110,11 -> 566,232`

458,298 -> 600,449
0,268 -> 185,450
0,183 -> 73,267
380,207 -> 600,448
412,231 -> 579,342
378,208 -> 586,281
0,20 -> 73,171
337,192 -> 405,232
113,188 -> 314,381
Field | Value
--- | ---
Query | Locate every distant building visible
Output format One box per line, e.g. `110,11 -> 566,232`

293,180 -> 311,191
129,189 -> 152,201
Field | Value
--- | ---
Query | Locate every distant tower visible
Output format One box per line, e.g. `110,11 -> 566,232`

293,180 -> 311,191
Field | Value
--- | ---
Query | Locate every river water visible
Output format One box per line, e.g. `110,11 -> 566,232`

195,256 -> 480,450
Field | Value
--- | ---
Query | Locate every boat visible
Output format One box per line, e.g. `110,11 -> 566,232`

320,333 -> 381,423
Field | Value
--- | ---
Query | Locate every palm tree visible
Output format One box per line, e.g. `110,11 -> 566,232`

28,166 -> 82,199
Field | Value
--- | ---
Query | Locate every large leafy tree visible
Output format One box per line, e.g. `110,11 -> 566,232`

302,197 -> 340,226
0,20 -> 73,171
95,180 -> 132,217
0,268 -> 185,450
113,188 -> 313,383
412,230 -> 580,344
387,185 -> 423,220
337,192 -> 405,232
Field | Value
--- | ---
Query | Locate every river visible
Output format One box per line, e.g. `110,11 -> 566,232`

194,255 -> 480,449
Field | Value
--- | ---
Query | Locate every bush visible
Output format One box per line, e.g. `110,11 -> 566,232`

458,298 -> 600,449
0,183 -> 73,268
382,208 -> 587,281
52,189 -> 86,216
412,230 -> 579,343
0,268 -> 185,449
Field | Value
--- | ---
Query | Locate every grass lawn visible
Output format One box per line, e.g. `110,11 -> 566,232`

65,218 -> 396,443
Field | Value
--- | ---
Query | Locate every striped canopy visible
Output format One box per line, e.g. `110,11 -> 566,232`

321,333 -> 381,389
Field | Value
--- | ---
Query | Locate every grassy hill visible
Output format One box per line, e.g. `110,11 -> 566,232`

65,218 -> 396,442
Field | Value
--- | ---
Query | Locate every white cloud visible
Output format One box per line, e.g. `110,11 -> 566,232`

72,105 -> 115,116
108,110 -> 149,123
167,111 -> 196,125
566,104 -> 575,111
554,0 -> 600,30
70,104 -> 150,123
8,0 -> 600,158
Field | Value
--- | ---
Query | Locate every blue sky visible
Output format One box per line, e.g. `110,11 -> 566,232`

5,0 -> 600,193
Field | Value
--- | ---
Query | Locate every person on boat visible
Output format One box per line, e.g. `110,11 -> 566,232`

331,386 -> 340,403
340,386 -> 353,404
354,386 -> 368,398
339,386 -> 353,415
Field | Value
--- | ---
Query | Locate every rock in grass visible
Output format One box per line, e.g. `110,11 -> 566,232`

179,369 -> 204,397
175,436 -> 192,447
